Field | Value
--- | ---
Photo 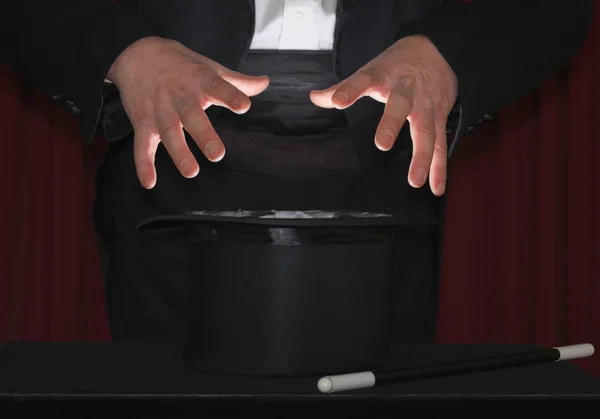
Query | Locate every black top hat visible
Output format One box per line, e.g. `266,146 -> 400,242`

138,210 -> 437,377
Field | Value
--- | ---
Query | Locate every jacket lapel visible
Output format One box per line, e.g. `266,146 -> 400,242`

135,0 -> 253,69
336,0 -> 397,79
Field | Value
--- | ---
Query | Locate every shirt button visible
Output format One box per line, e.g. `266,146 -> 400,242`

293,11 -> 305,21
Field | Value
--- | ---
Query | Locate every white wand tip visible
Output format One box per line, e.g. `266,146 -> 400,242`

317,377 -> 334,394
555,343 -> 595,361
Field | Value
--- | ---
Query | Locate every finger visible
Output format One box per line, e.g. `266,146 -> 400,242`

374,89 -> 413,151
132,123 -> 161,189
129,104 -> 161,188
312,66 -> 387,109
202,74 -> 254,114
407,105 -> 437,189
428,114 -> 449,196
309,84 -> 339,109
174,93 -> 225,163
155,104 -> 200,178
219,69 -> 270,97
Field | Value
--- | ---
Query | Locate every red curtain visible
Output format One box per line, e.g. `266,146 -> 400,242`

1,8 -> 599,379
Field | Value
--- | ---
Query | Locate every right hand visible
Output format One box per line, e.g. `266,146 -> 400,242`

106,36 -> 270,189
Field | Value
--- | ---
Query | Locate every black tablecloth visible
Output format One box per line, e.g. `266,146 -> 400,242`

1,343 -> 599,417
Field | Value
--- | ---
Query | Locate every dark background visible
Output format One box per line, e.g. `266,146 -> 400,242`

0,3 -> 598,379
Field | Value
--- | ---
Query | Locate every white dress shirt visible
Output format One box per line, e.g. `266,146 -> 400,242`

250,0 -> 338,50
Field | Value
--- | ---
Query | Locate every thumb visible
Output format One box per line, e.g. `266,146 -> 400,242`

309,84 -> 339,109
220,69 -> 270,96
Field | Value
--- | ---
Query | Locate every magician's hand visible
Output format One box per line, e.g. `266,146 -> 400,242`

107,36 -> 270,189
310,35 -> 458,196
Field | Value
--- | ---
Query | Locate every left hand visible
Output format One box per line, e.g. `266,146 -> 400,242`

310,35 -> 458,196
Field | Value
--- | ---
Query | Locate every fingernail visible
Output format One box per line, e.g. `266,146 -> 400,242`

413,168 -> 427,186
333,91 -> 348,106
234,96 -> 250,110
377,129 -> 395,150
181,158 -> 196,176
206,141 -> 223,161
436,181 -> 446,195
143,177 -> 155,189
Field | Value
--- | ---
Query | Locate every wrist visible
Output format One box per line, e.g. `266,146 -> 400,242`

106,36 -> 164,86
400,35 -> 459,107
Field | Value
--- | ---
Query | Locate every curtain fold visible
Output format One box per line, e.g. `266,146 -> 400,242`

0,67 -> 110,343
1,9 -> 599,377
437,12 -> 600,376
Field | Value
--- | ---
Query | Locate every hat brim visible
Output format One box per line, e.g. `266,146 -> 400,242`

137,210 -> 438,230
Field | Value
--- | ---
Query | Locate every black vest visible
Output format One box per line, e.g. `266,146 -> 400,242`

213,50 -> 362,179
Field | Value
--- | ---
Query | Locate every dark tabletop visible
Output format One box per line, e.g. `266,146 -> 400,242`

1,343 -> 599,416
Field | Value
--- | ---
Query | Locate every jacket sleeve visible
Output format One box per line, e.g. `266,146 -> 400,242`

0,1 -> 159,143
401,0 -> 594,140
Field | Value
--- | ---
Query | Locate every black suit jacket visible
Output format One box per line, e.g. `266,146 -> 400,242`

0,0 -> 593,167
